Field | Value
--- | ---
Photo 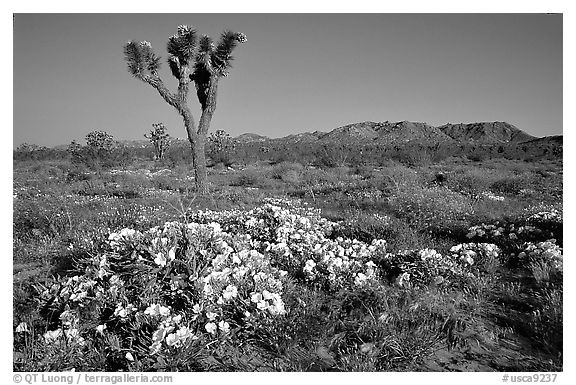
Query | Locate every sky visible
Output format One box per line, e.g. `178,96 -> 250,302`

13,13 -> 563,147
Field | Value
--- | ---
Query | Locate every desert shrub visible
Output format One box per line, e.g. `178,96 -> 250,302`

231,166 -> 272,187
393,148 -> 433,167
317,143 -> 354,168
270,162 -> 304,183
387,186 -> 473,227
300,168 -> 339,186
376,163 -> 421,191
444,168 -> 496,195
490,176 -> 531,195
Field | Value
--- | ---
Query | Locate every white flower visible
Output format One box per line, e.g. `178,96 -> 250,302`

218,320 -> 230,334
144,304 -> 171,318
251,292 -> 263,303
222,285 -> 238,300
303,259 -> 316,274
208,222 -> 222,233
460,254 -> 474,265
114,304 -> 128,318
262,290 -> 274,301
206,311 -> 218,321
165,333 -> 178,347
154,252 -> 167,267
176,326 -> 192,341
354,272 -> 368,286
125,352 -> 134,361
205,322 -> 217,335
95,324 -> 107,335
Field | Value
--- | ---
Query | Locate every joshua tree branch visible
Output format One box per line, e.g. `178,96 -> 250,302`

141,74 -> 179,109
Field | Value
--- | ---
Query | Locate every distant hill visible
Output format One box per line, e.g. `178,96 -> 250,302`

438,122 -> 535,143
235,133 -> 269,143
373,121 -> 454,144
278,131 -> 327,144
316,120 -> 456,144
318,122 -> 381,142
267,120 -> 534,146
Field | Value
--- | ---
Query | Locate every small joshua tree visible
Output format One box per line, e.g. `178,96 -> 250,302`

83,130 -> 116,169
86,130 -> 115,152
123,25 -> 246,193
145,123 -> 171,161
207,129 -> 236,166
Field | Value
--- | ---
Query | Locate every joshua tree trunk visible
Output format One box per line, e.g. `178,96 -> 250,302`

182,108 -> 209,193
190,137 -> 208,193
191,80 -> 217,193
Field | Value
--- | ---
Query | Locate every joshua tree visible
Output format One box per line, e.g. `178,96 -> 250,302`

207,129 -> 236,166
86,130 -> 115,152
83,130 -> 117,169
145,123 -> 171,161
123,25 -> 246,193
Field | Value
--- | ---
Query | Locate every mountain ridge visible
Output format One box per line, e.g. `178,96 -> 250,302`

235,120 -> 539,145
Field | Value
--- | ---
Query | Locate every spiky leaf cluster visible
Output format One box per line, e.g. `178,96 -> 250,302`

212,31 -> 246,76
167,25 -> 198,79
192,31 -> 247,80
190,31 -> 247,108
124,41 -> 162,78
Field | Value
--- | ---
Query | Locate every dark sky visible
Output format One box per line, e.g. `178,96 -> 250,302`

13,13 -> 562,147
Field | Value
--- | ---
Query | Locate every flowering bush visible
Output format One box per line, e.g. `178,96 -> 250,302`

527,210 -> 562,224
449,243 -> 501,274
36,219 -> 290,367
517,240 -> 563,273
190,199 -> 387,291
